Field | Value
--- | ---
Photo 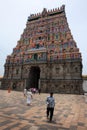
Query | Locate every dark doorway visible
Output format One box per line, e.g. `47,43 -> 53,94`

27,66 -> 40,89
12,83 -> 16,90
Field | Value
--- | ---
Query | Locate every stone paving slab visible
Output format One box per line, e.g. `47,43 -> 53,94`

0,90 -> 87,130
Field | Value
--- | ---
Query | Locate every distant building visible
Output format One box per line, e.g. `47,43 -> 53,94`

0,76 -> 3,88
2,5 -> 83,94
82,75 -> 87,93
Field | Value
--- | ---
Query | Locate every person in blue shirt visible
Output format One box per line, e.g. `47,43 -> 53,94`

46,92 -> 55,122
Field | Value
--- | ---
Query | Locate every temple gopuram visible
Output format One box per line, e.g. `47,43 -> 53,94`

2,5 -> 83,94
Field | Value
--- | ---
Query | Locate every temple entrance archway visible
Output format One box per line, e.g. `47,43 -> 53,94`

27,66 -> 40,89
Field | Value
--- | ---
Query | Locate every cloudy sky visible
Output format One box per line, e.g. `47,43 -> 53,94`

0,0 -> 87,76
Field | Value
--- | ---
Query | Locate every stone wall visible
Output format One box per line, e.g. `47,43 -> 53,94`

1,59 -> 83,94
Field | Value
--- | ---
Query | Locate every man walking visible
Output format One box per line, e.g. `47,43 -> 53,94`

46,92 -> 55,122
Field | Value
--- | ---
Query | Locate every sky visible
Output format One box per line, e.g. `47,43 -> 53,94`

0,0 -> 87,76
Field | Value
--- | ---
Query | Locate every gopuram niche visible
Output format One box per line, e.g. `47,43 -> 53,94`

2,5 -> 83,94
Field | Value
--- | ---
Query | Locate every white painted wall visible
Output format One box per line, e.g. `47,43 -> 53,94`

83,80 -> 87,92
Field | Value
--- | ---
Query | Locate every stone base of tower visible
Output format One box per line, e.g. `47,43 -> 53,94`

40,79 -> 83,94
2,59 -> 83,94
1,78 -> 83,94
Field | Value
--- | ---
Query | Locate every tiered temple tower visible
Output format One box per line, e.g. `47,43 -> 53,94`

2,5 -> 83,94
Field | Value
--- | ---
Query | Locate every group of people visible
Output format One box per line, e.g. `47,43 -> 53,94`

23,88 -> 55,122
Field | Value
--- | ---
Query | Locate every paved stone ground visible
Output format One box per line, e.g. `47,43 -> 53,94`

0,90 -> 87,130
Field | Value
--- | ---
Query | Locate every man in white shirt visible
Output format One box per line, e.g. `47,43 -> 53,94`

46,92 -> 55,122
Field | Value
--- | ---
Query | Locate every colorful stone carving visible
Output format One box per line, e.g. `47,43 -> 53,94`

6,5 -> 81,64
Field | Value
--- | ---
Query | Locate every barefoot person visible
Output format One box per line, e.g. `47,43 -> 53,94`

26,89 -> 33,106
23,88 -> 27,97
